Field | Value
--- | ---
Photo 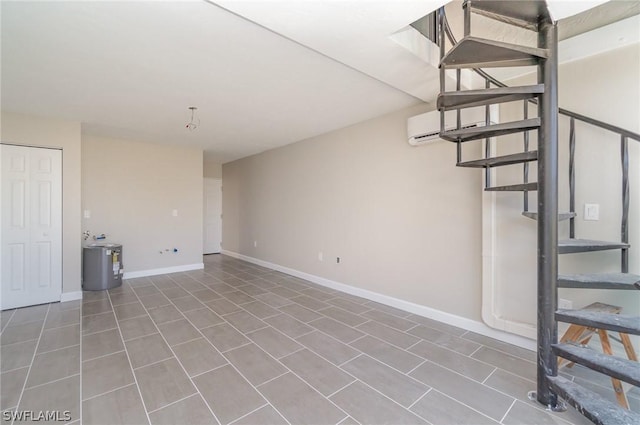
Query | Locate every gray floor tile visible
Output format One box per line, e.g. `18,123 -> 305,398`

350,335 -> 423,373
281,349 -> 355,396
82,312 -> 117,336
157,319 -> 201,346
502,400 -> 572,425
109,291 -> 141,307
289,295 -> 329,311
125,333 -> 174,369
463,332 -> 537,362
84,290 -> 109,301
296,331 -> 360,365
37,324 -> 80,353
231,405 -> 287,425
223,310 -> 267,333
1,367 -> 28,410
193,290 -> 224,302
50,300 -> 82,313
225,343 -> 287,386
133,285 -> 161,298
139,294 -> 172,310
318,306 -> 368,327
267,286 -> 300,299
241,301 -> 279,319
194,365 -> 266,425
183,308 -> 225,329
171,295 -> 205,312
411,390 -> 499,425
149,394 -> 217,425
299,287 -> 336,302
406,314 -> 467,336
0,310 -> 15,332
148,305 -> 183,325
330,381 -> 426,425
326,298 -> 372,314
134,358 -> 196,412
10,304 -> 49,325
341,355 -> 428,407
1,322 -> 42,346
278,304 -> 323,323
18,375 -> 80,423
82,299 -> 113,316
82,328 -> 124,361
82,384 -> 149,425
254,293 -> 292,308
160,287 -> 190,300
409,340 -> 496,382
410,361 -> 514,421
408,325 -> 481,355
201,323 -> 250,352
177,280 -> 208,293
119,315 -> 157,341
356,321 -> 419,349
258,373 -> 346,425
222,291 -> 255,305
205,298 -> 243,316
172,338 -> 227,377
44,308 -> 80,329
236,284 -> 269,297
1,339 -> 37,372
82,351 -> 135,399
309,317 -> 364,343
245,327 -> 302,359
27,345 -> 80,388
264,314 -> 313,338
361,310 -> 417,331
472,346 -> 537,382
484,366 -> 535,400
362,301 -> 412,318
113,301 -> 147,320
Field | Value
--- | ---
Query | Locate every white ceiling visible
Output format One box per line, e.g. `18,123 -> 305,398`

1,1 -> 635,163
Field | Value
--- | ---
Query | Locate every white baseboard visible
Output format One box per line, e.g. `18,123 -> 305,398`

123,263 -> 204,279
60,291 -> 83,302
222,250 -> 536,351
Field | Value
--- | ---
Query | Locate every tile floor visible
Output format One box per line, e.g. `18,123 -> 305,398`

1,254 -> 637,425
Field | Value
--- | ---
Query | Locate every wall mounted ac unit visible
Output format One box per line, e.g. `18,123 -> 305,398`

407,107 -> 488,146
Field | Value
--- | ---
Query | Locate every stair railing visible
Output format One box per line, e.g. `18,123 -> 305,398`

439,8 -> 640,274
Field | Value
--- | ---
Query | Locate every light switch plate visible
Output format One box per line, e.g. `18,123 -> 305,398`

83,210 -> 91,219
584,203 -> 599,221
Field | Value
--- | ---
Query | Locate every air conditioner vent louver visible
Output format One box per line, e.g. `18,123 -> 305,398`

407,108 -> 488,146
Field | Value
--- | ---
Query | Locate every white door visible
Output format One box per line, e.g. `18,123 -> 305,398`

1,145 -> 62,310
203,178 -> 222,254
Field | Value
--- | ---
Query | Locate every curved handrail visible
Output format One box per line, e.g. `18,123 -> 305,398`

440,9 -> 640,142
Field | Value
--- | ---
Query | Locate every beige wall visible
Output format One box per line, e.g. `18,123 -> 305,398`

223,103 -> 485,321
82,135 -> 203,274
492,43 -> 640,331
204,159 -> 222,179
1,111 -> 83,295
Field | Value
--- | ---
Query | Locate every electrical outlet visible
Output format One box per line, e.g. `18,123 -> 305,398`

558,298 -> 573,309
584,203 -> 599,221
318,252 -> 323,261
254,241 -> 258,248
172,209 -> 178,217
336,257 -> 340,264
83,210 -> 91,219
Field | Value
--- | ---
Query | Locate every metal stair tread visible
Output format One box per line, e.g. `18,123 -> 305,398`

440,36 -> 548,68
547,375 -> 640,425
485,182 -> 537,192
441,118 -> 541,142
555,309 -> 640,336
522,211 -> 576,221
552,343 -> 640,386
438,84 -> 544,110
558,273 -> 640,290
559,239 -> 630,254
468,0 -> 550,31
457,151 -> 538,168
